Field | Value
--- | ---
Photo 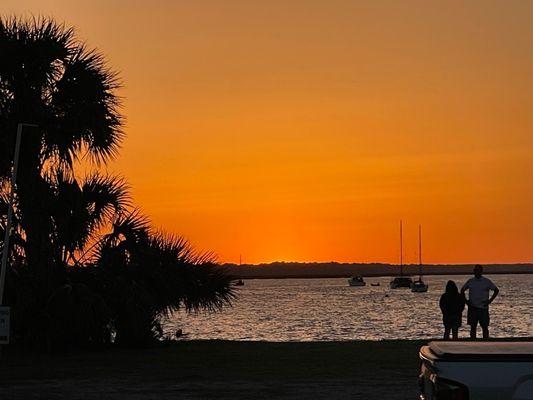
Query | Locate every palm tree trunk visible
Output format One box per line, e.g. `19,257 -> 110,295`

16,141 -> 54,297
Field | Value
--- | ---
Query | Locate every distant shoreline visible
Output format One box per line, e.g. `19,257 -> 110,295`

222,262 -> 533,279
222,271 -> 533,280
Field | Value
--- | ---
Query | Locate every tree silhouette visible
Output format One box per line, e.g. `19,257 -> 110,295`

0,16 -> 123,294
0,16 -> 235,348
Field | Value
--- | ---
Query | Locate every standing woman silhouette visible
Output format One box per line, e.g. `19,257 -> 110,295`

439,281 -> 466,340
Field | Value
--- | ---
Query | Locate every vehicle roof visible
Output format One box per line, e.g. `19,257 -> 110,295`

423,341 -> 533,361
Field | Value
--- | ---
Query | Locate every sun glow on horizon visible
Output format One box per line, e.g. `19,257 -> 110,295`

4,0 -> 533,264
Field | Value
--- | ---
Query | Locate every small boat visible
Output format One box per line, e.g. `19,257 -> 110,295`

390,276 -> 413,289
234,279 -> 244,286
390,220 -> 413,289
411,224 -> 428,293
371,282 -> 380,287
411,279 -> 428,292
348,276 -> 366,287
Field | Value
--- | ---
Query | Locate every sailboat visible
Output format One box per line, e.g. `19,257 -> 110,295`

390,220 -> 413,289
234,254 -> 245,286
411,224 -> 428,293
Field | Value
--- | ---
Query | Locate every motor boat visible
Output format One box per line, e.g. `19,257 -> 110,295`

234,279 -> 244,286
348,276 -> 366,287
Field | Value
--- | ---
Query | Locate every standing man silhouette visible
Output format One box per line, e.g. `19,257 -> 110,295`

461,265 -> 499,339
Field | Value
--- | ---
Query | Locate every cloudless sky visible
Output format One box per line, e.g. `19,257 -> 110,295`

3,1 -> 533,264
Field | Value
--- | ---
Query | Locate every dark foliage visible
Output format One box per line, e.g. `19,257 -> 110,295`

0,16 -> 235,350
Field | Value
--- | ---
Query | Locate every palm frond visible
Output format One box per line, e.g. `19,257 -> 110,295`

81,174 -> 131,227
0,16 -> 74,91
45,171 -> 130,262
138,233 -> 235,314
47,44 -> 124,166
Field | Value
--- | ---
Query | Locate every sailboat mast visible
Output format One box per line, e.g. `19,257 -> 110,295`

418,224 -> 422,277
400,220 -> 403,276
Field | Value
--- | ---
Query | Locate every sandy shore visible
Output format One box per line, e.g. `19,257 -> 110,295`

0,340 -> 424,399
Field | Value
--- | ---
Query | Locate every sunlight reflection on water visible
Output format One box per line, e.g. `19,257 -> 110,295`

164,274 -> 532,341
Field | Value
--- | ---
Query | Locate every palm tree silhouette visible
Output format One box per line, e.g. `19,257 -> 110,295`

0,16 -> 123,295
48,172 -> 130,266
91,212 -> 235,345
0,17 -> 235,348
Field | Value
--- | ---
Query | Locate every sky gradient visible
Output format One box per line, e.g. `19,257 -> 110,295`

3,1 -> 533,264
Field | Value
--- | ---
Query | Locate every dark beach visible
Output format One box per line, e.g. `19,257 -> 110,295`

0,340 -> 422,399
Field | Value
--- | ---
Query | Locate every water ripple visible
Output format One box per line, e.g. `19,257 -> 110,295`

164,275 -> 533,341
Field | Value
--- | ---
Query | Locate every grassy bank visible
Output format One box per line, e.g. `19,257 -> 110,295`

0,340 -> 424,399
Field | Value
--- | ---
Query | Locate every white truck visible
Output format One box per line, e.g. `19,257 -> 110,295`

418,341 -> 533,400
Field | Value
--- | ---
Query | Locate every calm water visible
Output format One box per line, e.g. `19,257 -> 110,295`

165,274 -> 532,341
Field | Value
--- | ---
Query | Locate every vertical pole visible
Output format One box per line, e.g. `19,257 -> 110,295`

399,220 -> 403,276
0,124 -> 24,306
419,224 -> 422,277
419,225 -> 422,265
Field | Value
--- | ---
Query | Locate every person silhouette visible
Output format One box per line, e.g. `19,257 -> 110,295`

439,280 -> 466,340
461,265 -> 499,339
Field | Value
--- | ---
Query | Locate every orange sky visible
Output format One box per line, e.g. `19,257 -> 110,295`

3,1 -> 533,264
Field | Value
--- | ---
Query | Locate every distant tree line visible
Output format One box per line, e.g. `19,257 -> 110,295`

0,16 -> 234,350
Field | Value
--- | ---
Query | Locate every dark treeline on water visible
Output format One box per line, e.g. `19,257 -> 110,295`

224,262 -> 533,279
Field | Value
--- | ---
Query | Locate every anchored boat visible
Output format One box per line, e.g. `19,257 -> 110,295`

348,276 -> 366,287
390,220 -> 413,289
411,224 -> 428,293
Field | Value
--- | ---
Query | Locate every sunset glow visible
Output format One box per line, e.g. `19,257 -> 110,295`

4,1 -> 533,264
